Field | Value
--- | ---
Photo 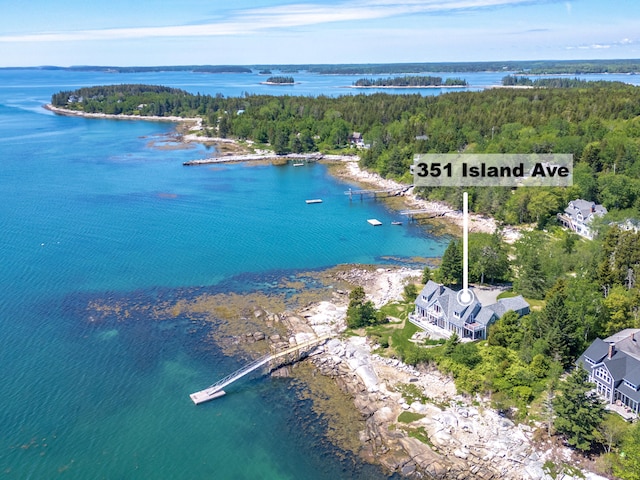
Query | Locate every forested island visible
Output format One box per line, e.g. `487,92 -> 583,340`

501,75 -> 631,88
352,75 -> 467,88
263,76 -> 295,84
49,80 -> 640,477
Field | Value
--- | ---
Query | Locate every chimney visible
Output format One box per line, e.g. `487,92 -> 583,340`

608,343 -> 615,359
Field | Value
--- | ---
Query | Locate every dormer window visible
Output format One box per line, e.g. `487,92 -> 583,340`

624,380 -> 638,391
585,357 -> 595,365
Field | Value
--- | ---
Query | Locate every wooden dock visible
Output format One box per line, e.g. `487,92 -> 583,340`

183,153 -> 323,166
400,208 -> 452,221
190,334 -> 333,405
344,186 -> 412,201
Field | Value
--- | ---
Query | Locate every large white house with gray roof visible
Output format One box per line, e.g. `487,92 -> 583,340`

578,329 -> 640,416
557,199 -> 607,239
409,281 -> 530,340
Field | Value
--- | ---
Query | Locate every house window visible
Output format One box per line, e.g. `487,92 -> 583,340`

624,380 -> 638,391
594,368 -> 610,383
596,382 -> 611,400
584,357 -> 595,365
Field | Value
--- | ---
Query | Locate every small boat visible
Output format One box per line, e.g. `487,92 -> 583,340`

306,199 -> 323,204
293,162 -> 304,167
367,219 -> 382,226
391,221 -> 403,225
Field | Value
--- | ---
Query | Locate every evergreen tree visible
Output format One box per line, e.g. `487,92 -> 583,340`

437,239 -> 463,286
346,286 -> 378,328
488,310 -> 523,349
421,266 -> 432,284
553,367 -> 605,452
513,232 -> 547,299
539,280 -> 580,367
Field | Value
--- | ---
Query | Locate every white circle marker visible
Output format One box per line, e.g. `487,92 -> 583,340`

458,191 -> 474,306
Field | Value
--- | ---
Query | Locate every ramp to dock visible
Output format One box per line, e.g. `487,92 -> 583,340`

190,334 -> 333,404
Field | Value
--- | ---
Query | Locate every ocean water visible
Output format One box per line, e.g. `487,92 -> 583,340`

3,67 -> 638,479
0,69 -> 448,479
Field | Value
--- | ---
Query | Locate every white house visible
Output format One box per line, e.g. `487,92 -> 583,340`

557,199 -> 607,239
410,281 -> 530,340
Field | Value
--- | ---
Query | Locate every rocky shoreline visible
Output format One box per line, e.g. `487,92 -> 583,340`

240,267 -> 606,480
48,104 -> 594,478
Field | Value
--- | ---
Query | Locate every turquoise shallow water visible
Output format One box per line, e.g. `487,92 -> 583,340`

0,70 -> 449,479
3,67 -> 640,479
5,68 -> 637,479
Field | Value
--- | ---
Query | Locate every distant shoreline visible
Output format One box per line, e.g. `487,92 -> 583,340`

44,104 -> 202,125
346,84 -> 468,89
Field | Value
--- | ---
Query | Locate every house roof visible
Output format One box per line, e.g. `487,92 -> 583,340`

581,338 -> 610,364
617,381 -> 640,403
580,333 -> 640,396
625,363 -> 640,387
415,281 -> 528,329
604,329 -> 640,361
604,356 -> 629,382
564,199 -> 607,223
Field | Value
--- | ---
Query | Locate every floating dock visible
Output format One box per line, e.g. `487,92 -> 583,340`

367,219 -> 383,226
189,389 -> 226,404
190,334 -> 332,405
306,199 -> 323,204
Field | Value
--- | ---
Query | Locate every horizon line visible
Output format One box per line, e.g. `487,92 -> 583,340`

2,58 -> 640,70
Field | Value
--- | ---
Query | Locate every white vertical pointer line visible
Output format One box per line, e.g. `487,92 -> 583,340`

463,191 -> 469,294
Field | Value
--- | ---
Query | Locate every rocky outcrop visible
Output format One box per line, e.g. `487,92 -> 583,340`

234,268 -> 603,480
307,334 -> 591,480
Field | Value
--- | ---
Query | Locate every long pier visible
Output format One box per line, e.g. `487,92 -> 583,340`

345,185 -> 411,200
190,334 -> 333,404
400,208 -> 453,221
183,153 -> 323,166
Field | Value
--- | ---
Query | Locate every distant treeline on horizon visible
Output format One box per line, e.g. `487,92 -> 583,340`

5,59 -> 640,75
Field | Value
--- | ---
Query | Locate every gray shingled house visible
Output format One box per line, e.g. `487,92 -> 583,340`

557,199 -> 607,239
410,281 -> 530,340
578,329 -> 640,415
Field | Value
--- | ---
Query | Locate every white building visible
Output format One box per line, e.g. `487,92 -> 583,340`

557,199 -> 607,239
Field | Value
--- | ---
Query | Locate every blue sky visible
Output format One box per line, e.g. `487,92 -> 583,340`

0,0 -> 638,66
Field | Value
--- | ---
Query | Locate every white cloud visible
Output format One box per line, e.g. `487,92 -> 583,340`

0,0 -> 541,43
567,38 -> 636,51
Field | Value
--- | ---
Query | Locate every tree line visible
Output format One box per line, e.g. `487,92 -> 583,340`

265,76 -> 295,84
353,76 -> 467,87
502,75 -> 630,88
51,82 -> 640,226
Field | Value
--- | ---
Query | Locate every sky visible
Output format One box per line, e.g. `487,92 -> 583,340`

0,0 -> 639,67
